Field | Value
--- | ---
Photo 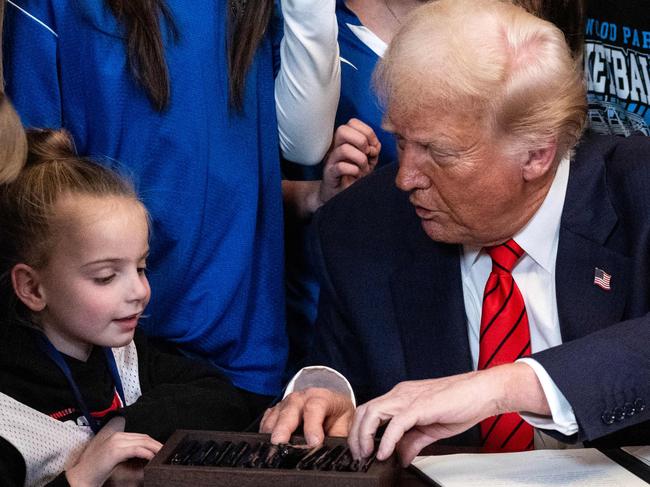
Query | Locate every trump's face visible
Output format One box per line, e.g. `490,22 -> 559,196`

390,108 -> 536,248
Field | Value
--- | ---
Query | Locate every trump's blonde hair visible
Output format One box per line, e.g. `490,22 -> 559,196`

375,0 -> 586,162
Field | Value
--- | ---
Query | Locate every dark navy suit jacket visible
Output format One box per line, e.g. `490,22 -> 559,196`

310,135 -> 650,446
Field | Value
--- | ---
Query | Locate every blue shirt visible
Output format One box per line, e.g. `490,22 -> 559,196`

335,0 -> 397,166
4,0 -> 287,395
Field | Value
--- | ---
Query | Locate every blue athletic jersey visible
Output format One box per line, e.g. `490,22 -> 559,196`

335,0 -> 397,166
4,0 -> 287,395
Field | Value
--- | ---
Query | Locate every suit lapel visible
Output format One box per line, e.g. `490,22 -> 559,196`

390,227 -> 473,380
556,230 -> 630,341
556,140 -> 631,341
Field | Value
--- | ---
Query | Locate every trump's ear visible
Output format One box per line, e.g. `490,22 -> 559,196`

521,142 -> 558,182
12,264 -> 47,312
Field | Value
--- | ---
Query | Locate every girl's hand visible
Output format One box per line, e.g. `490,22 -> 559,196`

65,418 -> 162,487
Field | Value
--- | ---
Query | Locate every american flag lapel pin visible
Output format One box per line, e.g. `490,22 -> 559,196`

594,267 -> 612,291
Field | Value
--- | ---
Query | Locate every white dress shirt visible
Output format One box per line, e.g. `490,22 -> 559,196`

461,156 -> 579,439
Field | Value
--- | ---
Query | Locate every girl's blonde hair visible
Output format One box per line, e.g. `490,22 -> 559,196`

0,128 -> 141,322
0,95 -> 27,184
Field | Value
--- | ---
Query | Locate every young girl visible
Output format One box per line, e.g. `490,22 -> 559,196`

0,129 -> 260,487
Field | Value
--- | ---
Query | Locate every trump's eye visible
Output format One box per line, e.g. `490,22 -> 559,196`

427,146 -> 457,165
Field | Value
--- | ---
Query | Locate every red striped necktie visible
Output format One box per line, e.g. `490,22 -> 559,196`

478,239 -> 534,452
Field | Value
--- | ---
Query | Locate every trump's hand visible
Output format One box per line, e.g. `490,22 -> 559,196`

349,363 -> 550,466
260,387 -> 355,446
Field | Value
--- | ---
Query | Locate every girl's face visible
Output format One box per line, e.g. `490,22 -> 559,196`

36,195 -> 150,360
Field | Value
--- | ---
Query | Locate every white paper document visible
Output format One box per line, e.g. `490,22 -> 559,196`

412,448 -> 648,487
623,446 -> 650,468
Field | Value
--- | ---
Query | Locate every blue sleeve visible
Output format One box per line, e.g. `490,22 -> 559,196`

3,1 -> 62,128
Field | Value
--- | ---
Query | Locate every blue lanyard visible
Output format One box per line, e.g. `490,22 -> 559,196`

36,333 -> 126,434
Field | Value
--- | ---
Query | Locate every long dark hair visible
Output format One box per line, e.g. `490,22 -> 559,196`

105,0 -> 274,111
1,0 -> 6,84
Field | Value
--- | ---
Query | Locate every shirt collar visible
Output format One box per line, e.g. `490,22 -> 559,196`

463,155 -> 570,273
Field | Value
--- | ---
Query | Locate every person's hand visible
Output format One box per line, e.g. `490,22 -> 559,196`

319,118 -> 381,205
65,418 -> 162,487
260,387 -> 355,446
348,363 -> 549,466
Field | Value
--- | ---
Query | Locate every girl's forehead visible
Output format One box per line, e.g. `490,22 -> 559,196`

49,195 -> 149,260
55,194 -> 146,224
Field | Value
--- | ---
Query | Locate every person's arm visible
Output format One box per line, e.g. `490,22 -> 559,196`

65,416 -> 161,487
531,315 -> 650,443
3,1 -> 63,128
260,366 -> 356,445
347,316 -> 650,465
0,417 -> 159,487
282,118 -> 380,220
262,182 -> 383,444
516,357 -> 579,436
275,0 -> 339,165
120,333 -> 268,441
2,422 -> 158,487
347,362 -> 548,465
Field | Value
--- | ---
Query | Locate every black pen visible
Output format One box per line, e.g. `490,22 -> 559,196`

231,441 -> 252,467
170,439 -> 200,465
296,445 -> 329,470
188,440 -> 218,465
315,445 -> 345,470
201,441 -> 224,466
214,441 -> 235,467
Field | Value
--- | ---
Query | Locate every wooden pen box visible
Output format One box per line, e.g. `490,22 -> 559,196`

144,430 -> 399,486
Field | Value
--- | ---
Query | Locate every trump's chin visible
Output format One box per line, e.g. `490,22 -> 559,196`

419,219 -> 460,244
419,219 -> 489,247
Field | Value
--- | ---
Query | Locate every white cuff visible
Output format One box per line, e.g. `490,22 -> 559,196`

517,358 -> 579,436
284,365 -> 356,407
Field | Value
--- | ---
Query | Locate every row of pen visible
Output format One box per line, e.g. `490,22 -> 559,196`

168,438 -> 377,472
